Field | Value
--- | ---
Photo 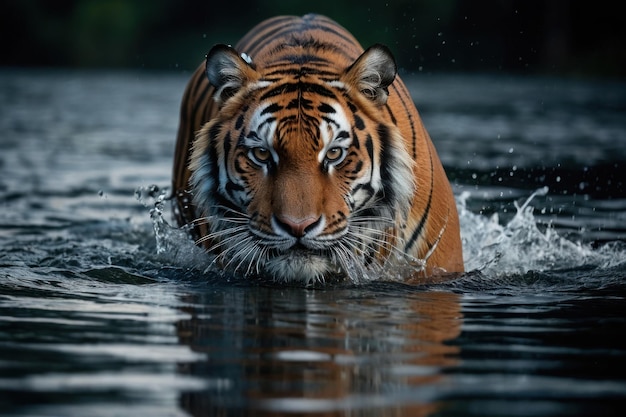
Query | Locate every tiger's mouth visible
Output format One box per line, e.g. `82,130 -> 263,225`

286,241 -> 319,253
279,246 -> 326,260
214,221 -> 355,284
232,234 -> 346,284
262,248 -> 344,285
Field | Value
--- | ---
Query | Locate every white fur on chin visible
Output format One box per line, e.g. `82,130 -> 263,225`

263,252 -> 337,285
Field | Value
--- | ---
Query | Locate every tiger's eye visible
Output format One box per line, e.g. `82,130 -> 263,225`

325,147 -> 344,162
251,147 -> 271,163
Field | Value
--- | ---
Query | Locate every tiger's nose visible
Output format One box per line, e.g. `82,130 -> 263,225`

273,214 -> 322,238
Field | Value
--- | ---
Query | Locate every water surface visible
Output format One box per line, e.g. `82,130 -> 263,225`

1,69 -> 625,416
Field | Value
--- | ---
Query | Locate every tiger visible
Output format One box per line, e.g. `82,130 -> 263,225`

172,14 -> 464,284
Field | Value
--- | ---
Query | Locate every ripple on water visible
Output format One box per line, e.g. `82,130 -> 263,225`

1,70 -> 625,417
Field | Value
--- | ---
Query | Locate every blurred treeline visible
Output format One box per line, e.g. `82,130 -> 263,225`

2,0 -> 624,77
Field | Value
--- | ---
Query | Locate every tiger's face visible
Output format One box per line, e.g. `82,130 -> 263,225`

190,45 -> 415,284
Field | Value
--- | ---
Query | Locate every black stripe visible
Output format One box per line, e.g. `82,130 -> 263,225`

389,82 -> 417,160
204,129 -> 220,190
243,24 -> 301,57
405,152 -> 434,252
265,37 -> 350,60
235,113 -> 245,130
302,82 -> 337,98
261,103 -> 283,115
318,102 -> 335,113
384,103 -> 397,125
258,116 -> 276,131
328,210 -> 347,229
236,16 -> 295,51
259,82 -> 337,101
286,98 -> 300,109
222,131 -> 232,162
364,133 -> 375,187
353,114 -> 365,130
242,18 -> 359,60
351,129 -> 360,149
189,69 -> 206,102
364,134 -> 374,164
236,129 -> 247,147
351,183 -> 376,207
264,66 -> 340,78
321,116 -> 339,129
378,124 -> 396,206
264,66 -> 332,75
365,134 -> 374,164
305,21 -> 361,51
208,122 -> 221,141
270,54 -> 331,66
191,82 -> 212,134
260,84 -> 287,100
225,179 -> 245,202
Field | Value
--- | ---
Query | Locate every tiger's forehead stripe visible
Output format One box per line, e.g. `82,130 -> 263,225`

246,94 -> 352,154
248,105 -> 278,150
318,103 -> 350,141
259,82 -> 337,101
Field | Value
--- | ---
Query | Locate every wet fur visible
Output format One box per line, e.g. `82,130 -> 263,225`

172,14 -> 464,284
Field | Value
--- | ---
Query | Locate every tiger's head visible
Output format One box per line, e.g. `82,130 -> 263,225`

189,44 -> 415,284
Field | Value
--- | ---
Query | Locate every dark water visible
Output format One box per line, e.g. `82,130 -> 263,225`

1,68 -> 625,416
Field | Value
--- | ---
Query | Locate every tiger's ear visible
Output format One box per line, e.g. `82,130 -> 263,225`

206,44 -> 258,103
344,44 -> 397,106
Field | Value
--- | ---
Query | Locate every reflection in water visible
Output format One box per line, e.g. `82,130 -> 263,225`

176,285 -> 462,416
1,70 -> 625,416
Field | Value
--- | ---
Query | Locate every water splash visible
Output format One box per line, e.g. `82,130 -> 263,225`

135,185 -> 172,254
135,185 -> 211,271
458,186 -> 626,277
137,184 -> 624,284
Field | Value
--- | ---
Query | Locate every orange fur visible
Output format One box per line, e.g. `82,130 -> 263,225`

172,14 -> 463,282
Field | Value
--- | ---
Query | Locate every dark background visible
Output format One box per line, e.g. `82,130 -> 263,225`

2,0 -> 625,78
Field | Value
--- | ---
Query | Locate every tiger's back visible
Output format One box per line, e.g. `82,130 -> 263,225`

173,14 -> 464,282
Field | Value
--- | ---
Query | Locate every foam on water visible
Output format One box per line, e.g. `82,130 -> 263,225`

458,186 -> 626,277
135,185 -> 212,273
136,184 -> 626,285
